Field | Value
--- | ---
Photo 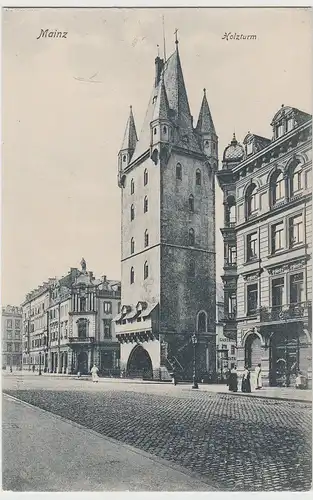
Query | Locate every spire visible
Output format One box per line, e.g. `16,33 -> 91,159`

196,88 -> 216,135
231,132 -> 237,145
152,72 -> 170,122
120,106 -> 138,151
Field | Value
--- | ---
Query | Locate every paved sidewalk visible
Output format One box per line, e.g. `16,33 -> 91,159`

2,394 -> 212,491
4,370 -> 312,402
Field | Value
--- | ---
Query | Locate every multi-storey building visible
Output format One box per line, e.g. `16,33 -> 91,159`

1,305 -> 23,370
115,37 -> 217,380
217,105 -> 312,387
22,260 -> 121,374
215,282 -> 236,378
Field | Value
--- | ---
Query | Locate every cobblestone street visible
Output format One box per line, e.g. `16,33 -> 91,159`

3,376 -> 312,491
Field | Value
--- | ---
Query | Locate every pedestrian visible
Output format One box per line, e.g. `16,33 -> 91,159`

241,366 -> 251,393
228,363 -> 238,392
254,363 -> 262,390
91,364 -> 99,383
32,364 -> 35,373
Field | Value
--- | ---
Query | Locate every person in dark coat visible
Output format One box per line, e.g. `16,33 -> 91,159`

241,366 -> 252,393
228,363 -> 238,392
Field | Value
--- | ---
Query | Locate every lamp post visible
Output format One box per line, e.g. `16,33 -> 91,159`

191,333 -> 198,389
38,351 -> 42,375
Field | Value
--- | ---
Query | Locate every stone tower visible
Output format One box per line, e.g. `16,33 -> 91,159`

115,39 -> 218,380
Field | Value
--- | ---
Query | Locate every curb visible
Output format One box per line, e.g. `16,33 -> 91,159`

3,393 -> 219,491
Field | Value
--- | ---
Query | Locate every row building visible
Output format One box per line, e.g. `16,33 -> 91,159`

22,260 -> 121,375
1,305 -> 23,370
217,105 -> 312,387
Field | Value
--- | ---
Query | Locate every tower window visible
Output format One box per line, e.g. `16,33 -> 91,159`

130,267 -> 135,284
144,229 -> 149,247
197,311 -> 207,333
196,169 -> 201,186
123,155 -> 127,162
189,194 -> 194,212
131,237 -> 135,255
154,127 -> 157,135
130,204 -> 135,221
163,126 -> 167,134
144,168 -> 148,186
205,140 -> 209,147
176,163 -> 182,180
144,261 -> 149,280
188,260 -> 195,277
131,179 -> 134,195
188,228 -> 195,246
144,196 -> 148,213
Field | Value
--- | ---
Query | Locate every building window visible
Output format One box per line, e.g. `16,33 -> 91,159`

7,331 -> 12,339
247,232 -> 258,261
118,302 -> 121,314
6,319 -> 12,330
131,237 -> 135,255
103,319 -> 112,338
271,171 -> 285,205
15,319 -> 21,329
80,297 -> 86,312
188,228 -> 195,246
144,196 -> 148,213
144,229 -> 149,247
14,330 -> 20,338
176,163 -> 182,180
246,142 -> 253,155
247,283 -> 258,316
231,345 -> 236,356
290,272 -> 305,305
272,277 -> 284,308
123,155 -> 126,162
103,301 -> 112,314
246,184 -> 258,217
289,214 -> 303,247
7,343 -> 12,352
131,178 -> 134,195
130,204 -> 135,221
196,169 -> 201,186
197,311 -> 207,333
77,318 -> 88,339
188,260 -> 195,277
228,293 -> 237,317
144,261 -> 149,280
144,168 -> 148,186
228,246 -> 237,264
130,267 -> 135,284
291,163 -> 303,196
271,222 -> 284,253
287,118 -> 293,132
64,321 -> 68,338
188,194 -> 194,212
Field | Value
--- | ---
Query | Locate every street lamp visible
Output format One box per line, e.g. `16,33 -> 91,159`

191,333 -> 198,389
38,351 -> 42,375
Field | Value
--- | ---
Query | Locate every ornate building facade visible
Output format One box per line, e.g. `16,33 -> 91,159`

22,260 -> 121,375
1,305 -> 23,370
217,105 -> 312,387
115,38 -> 217,380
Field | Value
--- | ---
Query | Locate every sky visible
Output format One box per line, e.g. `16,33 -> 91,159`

2,7 -> 312,306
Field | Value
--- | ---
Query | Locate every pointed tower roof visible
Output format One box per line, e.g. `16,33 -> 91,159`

196,88 -> 216,135
152,72 -> 170,122
131,39 -> 202,163
120,106 -> 138,151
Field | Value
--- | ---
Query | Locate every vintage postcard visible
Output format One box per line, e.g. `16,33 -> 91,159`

1,5 -> 312,493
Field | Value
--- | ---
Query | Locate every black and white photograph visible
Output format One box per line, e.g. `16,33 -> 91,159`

1,5 -> 312,493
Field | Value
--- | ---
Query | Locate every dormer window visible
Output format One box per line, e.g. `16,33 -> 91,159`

123,155 -> 127,162
246,142 -> 253,155
152,96 -> 157,104
287,118 -> 294,132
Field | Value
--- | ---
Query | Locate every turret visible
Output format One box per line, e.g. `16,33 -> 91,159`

150,71 -> 173,163
118,106 -> 138,187
196,88 -> 218,167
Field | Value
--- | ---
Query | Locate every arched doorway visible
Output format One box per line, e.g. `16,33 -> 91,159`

127,345 -> 153,380
245,333 -> 262,370
77,351 -> 88,374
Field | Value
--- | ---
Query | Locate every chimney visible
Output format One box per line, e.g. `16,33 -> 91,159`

155,57 -> 164,87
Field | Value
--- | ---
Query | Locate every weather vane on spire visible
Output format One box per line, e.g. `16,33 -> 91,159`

174,28 -> 179,44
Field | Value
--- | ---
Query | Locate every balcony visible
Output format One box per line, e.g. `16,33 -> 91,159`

67,336 -> 95,344
259,302 -> 311,324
